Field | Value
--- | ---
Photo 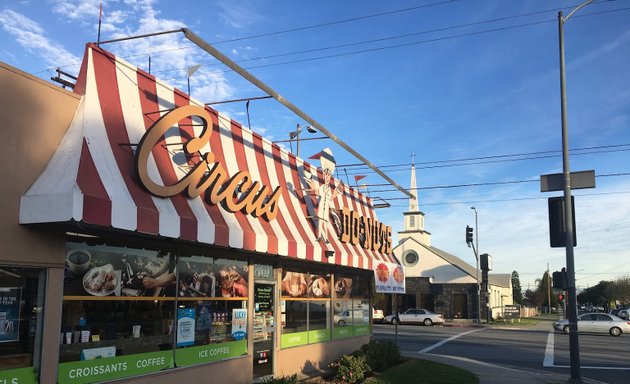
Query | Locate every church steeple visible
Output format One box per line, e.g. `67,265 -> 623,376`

399,158 -> 431,245
409,161 -> 418,212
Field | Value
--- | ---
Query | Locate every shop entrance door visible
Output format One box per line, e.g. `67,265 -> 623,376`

253,283 -> 275,379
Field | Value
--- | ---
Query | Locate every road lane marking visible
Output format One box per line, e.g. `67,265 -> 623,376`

543,330 -> 630,370
418,328 -> 484,353
543,331 -> 554,367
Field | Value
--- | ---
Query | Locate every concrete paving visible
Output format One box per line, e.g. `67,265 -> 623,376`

411,318 -> 608,384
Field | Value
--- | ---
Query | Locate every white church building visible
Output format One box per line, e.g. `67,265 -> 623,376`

386,164 -> 513,321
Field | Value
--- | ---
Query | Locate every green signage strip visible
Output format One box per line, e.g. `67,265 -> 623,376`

354,324 -> 370,336
332,326 -> 354,340
0,366 -> 37,384
57,350 -> 173,384
280,331 -> 308,348
175,340 -> 247,367
308,329 -> 330,344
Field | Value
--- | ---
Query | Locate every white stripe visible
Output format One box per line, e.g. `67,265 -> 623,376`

242,129 -> 288,255
418,328 -> 484,353
543,331 -> 555,367
84,49 -> 137,231
192,109 -> 241,246
217,112 -> 267,251
116,61 -> 180,238
262,140 -> 304,257
280,154 -> 320,261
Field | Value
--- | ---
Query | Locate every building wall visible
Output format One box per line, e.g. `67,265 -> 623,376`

275,336 -> 369,378
396,241 -> 475,284
1,62 -> 80,384
489,283 -> 514,319
404,277 -> 478,320
0,61 -> 79,268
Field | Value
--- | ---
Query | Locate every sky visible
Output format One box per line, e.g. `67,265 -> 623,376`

1,0 -> 629,293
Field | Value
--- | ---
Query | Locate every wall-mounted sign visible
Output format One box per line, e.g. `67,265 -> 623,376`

0,287 -> 21,343
337,207 -> 392,254
135,105 -> 282,221
374,261 -> 405,294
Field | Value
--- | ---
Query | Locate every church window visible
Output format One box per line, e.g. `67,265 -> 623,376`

404,251 -> 419,267
409,216 -> 415,228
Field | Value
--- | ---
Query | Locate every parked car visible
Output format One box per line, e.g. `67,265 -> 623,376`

384,308 -> 444,326
334,309 -> 368,326
553,313 -> 630,337
372,307 -> 384,323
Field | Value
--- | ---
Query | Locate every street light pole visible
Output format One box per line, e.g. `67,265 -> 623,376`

471,206 -> 480,324
558,1 -> 594,382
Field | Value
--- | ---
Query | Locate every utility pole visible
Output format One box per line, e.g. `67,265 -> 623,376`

547,263 -> 551,315
558,1 -> 595,381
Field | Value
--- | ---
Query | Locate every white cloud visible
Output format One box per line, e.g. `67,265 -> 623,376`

51,0 -> 101,22
0,9 -> 81,69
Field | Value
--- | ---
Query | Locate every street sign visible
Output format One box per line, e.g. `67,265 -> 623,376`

540,170 -> 595,192
503,305 -> 520,319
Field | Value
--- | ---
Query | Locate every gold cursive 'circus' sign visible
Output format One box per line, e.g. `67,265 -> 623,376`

135,105 -> 281,221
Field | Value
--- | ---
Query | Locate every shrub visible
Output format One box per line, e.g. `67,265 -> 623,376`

260,373 -> 298,384
328,353 -> 371,383
360,339 -> 401,372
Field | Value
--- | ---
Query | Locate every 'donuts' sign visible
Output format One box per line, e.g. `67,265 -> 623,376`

135,105 -> 281,221
337,207 -> 392,254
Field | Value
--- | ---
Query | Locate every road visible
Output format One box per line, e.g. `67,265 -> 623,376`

372,321 -> 630,384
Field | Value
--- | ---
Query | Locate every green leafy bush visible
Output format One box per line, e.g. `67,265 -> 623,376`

260,373 -> 298,384
360,339 -> 401,372
328,353 -> 371,383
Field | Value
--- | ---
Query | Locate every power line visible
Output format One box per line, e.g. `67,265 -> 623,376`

379,190 -> 630,207
339,143 -> 630,176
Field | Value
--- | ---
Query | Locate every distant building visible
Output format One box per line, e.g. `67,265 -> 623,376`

386,163 -> 513,321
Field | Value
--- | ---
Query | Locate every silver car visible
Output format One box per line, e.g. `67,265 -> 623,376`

553,313 -> 630,336
384,308 -> 444,326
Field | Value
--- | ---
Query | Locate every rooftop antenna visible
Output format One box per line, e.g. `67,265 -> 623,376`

97,2 -> 103,44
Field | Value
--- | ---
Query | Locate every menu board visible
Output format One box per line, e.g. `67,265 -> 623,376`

255,285 -> 273,311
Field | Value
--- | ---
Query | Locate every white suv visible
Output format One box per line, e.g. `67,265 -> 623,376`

372,307 -> 384,323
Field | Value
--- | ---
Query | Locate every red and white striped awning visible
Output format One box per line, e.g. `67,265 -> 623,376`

20,44 -> 397,270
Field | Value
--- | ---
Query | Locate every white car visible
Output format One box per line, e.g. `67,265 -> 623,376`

384,308 -> 444,326
553,313 -> 630,336
372,307 -> 384,323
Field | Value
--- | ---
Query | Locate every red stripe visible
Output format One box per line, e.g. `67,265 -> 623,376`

230,123 -> 277,254
288,156 -> 318,262
209,112 -> 256,250
271,145 -> 314,260
136,74 -> 198,241
91,47 -> 158,234
77,139 -> 111,226
253,135 -> 298,256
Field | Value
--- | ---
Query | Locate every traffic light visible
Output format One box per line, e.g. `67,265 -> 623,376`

558,293 -> 565,302
466,225 -> 473,244
552,268 -> 567,290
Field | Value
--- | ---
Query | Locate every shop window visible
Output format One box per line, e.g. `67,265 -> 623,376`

280,270 -> 332,347
0,266 -> 45,384
332,275 -> 371,339
174,256 -> 248,367
58,243 -> 248,383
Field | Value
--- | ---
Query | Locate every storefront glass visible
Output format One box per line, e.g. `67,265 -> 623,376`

0,266 -> 45,384
331,275 -> 371,339
281,269 -> 369,348
174,256 -> 248,367
58,242 -> 248,384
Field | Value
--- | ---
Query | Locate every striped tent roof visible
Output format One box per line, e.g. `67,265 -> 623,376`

20,44 -> 396,270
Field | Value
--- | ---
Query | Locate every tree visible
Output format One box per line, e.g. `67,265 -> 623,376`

511,271 -> 523,304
